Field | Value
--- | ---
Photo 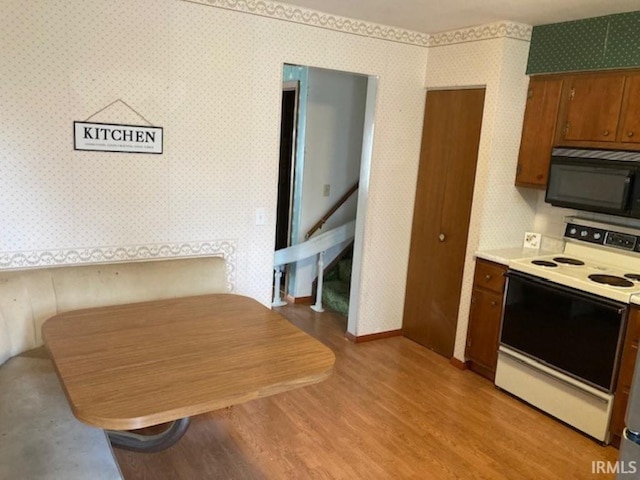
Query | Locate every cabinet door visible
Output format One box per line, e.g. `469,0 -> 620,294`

611,307 -> 640,441
562,74 -> 626,143
465,288 -> 503,380
618,73 -> 640,144
516,76 -> 564,188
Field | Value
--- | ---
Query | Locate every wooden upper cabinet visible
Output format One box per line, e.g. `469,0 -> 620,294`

618,72 -> 640,144
515,69 -> 640,189
515,76 -> 564,188
560,73 -> 626,143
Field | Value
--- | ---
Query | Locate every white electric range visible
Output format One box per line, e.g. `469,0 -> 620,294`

496,218 -> 640,443
509,243 -> 640,304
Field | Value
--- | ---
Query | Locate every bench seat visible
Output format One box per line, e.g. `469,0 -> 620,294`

0,356 -> 122,479
0,256 -> 229,477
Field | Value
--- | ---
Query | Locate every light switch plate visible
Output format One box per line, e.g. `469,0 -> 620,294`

523,232 -> 541,249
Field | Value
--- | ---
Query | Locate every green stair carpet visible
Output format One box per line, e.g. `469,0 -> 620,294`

322,258 -> 352,316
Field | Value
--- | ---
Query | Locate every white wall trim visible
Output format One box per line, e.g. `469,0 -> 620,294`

0,240 -> 237,291
427,21 -> 532,47
188,0 -> 430,46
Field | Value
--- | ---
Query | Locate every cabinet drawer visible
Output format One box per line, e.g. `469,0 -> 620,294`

473,259 -> 506,293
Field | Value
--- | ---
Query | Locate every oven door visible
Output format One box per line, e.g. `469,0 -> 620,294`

501,271 -> 627,392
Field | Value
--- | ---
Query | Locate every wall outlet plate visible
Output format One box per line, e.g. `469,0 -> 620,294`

523,232 -> 541,250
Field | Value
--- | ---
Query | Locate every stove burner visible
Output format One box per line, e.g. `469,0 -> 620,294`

588,274 -> 634,288
553,257 -> 585,266
531,260 -> 558,267
624,273 -> 640,282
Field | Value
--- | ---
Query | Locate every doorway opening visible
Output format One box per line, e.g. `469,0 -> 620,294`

274,81 -> 299,297
274,65 -> 378,337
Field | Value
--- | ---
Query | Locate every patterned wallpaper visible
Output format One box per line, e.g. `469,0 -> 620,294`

425,36 -> 536,361
527,11 -> 640,74
0,0 -> 427,335
1,0 -> 539,341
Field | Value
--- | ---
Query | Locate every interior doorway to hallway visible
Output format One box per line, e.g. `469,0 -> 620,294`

274,64 -> 378,337
274,81 -> 299,297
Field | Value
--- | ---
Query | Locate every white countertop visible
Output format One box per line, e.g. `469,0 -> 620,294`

474,248 -> 560,267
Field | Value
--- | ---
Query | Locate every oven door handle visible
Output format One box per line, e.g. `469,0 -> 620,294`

505,270 -> 628,314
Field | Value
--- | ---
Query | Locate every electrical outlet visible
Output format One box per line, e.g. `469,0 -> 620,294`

523,232 -> 541,249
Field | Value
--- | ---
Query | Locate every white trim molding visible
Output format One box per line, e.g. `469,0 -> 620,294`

428,22 -> 532,47
0,240 -> 238,292
191,0 -> 430,46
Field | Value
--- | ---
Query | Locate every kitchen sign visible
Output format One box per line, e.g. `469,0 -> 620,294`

74,121 -> 163,154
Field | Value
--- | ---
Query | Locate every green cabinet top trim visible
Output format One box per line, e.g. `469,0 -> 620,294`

527,11 -> 640,75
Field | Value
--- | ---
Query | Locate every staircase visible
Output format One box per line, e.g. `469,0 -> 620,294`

322,255 -> 352,316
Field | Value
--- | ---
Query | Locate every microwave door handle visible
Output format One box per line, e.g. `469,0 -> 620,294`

623,173 -> 634,210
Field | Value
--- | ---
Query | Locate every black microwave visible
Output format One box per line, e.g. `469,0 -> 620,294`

545,148 -> 640,218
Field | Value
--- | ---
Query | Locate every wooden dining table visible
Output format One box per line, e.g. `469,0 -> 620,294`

42,294 -> 335,452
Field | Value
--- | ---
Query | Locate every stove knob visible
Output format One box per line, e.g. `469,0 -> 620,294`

569,228 -> 577,235
580,230 -> 588,237
594,233 -> 602,240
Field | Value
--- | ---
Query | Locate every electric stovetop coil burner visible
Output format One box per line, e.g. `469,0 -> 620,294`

531,260 -> 557,267
588,274 -> 635,288
553,257 -> 585,266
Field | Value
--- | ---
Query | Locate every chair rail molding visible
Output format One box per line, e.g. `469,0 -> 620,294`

0,240 -> 237,292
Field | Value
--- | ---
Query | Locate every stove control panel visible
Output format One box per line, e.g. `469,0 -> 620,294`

565,224 -> 607,245
606,232 -> 637,250
564,223 -> 640,252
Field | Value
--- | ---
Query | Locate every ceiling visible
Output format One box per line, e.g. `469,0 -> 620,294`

279,0 -> 639,34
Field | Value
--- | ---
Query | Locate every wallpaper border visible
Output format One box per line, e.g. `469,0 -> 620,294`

188,0 -> 531,47
0,240 -> 238,291
428,22 -> 532,46
194,0 -> 429,46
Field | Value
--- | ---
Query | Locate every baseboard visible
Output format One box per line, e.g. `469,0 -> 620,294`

450,357 -> 469,370
285,295 -> 314,305
344,329 -> 403,343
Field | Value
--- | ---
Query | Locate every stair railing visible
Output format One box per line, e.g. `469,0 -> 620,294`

273,220 -> 356,311
305,182 -> 358,240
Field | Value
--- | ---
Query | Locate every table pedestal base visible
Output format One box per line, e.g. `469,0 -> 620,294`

107,417 -> 191,452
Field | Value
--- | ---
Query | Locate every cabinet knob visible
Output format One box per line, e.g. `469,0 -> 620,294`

628,131 -> 635,138
536,173 -> 544,180
485,274 -> 492,281
603,130 -> 610,137
491,300 -> 497,307
439,233 -> 445,242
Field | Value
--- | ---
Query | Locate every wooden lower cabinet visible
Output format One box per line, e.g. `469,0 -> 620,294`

611,306 -> 640,445
465,259 -> 507,381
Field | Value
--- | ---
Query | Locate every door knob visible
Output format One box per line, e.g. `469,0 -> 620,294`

439,233 -> 445,242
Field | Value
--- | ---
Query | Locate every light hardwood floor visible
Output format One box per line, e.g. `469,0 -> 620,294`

113,304 -> 619,479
